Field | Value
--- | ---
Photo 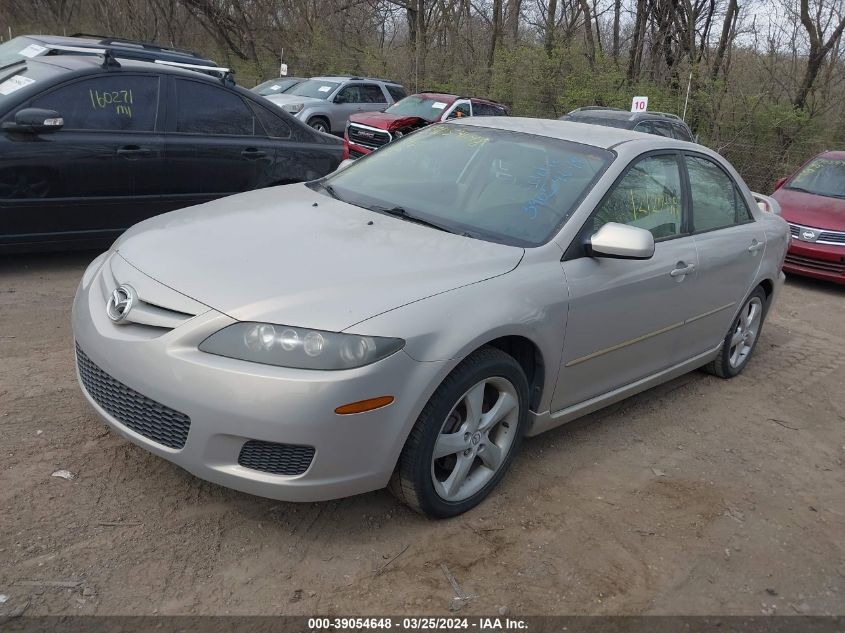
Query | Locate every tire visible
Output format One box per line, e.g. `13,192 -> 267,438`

308,117 -> 330,134
390,346 -> 529,518
705,286 -> 768,378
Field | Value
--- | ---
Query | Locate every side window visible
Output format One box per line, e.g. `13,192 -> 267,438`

592,154 -> 683,240
632,121 -> 654,135
650,121 -> 674,138
248,101 -> 291,139
493,105 -> 508,116
472,101 -> 492,116
174,80 -> 256,135
447,102 -> 471,119
386,85 -> 407,101
361,84 -> 387,104
672,123 -> 693,142
336,85 -> 362,103
30,75 -> 159,132
685,155 -> 753,232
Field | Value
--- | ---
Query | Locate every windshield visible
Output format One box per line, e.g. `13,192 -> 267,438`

253,78 -> 301,96
322,124 -> 613,247
282,79 -> 339,100
0,37 -> 45,70
787,157 -> 845,199
386,95 -> 454,121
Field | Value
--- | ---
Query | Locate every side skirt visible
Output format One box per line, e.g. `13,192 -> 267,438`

526,345 -> 720,437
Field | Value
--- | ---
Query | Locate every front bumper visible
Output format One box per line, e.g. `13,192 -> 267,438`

783,240 -> 845,284
72,253 -> 446,502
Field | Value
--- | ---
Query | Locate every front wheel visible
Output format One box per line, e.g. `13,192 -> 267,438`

705,287 -> 768,378
308,117 -> 330,133
390,347 -> 529,518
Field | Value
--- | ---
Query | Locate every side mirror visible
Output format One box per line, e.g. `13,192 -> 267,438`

774,176 -> 788,191
334,94 -> 347,104
589,222 -> 655,260
2,108 -> 64,134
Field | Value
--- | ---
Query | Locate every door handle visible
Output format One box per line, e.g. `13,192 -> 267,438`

748,240 -> 763,254
241,148 -> 267,159
116,145 -> 152,158
670,262 -> 696,278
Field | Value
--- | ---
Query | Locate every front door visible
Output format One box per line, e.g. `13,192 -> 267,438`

553,153 -> 700,411
0,73 -> 165,248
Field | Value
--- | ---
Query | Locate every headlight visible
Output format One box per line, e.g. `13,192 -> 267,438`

393,129 -> 404,138
282,103 -> 304,114
199,322 -> 405,370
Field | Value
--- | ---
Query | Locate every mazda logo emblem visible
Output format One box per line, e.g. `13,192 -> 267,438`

106,285 -> 135,323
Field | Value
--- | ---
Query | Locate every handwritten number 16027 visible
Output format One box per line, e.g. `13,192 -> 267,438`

89,89 -> 134,110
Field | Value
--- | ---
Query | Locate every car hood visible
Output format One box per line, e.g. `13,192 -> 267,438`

113,184 -> 523,332
349,111 -> 433,130
263,94 -> 323,107
772,187 -> 845,231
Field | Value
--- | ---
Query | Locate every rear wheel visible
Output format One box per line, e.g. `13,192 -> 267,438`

705,286 -> 768,378
390,347 -> 529,518
308,117 -> 330,133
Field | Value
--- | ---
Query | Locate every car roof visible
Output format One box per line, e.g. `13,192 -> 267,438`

450,116 -> 692,150
22,33 -> 215,64
818,150 -> 845,161
564,107 -> 687,125
310,76 -> 401,85
22,54 -> 223,80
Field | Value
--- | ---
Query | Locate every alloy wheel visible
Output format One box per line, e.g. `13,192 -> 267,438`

430,377 -> 520,502
728,296 -> 763,368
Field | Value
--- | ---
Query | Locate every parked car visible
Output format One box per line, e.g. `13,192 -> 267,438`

772,151 -> 845,284
345,92 -> 508,158
252,76 -> 304,97
73,117 -> 788,518
0,53 -> 343,252
0,33 -> 218,68
560,107 -> 695,142
263,76 -> 407,134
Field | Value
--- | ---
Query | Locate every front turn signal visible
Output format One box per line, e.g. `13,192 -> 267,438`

335,396 -> 395,415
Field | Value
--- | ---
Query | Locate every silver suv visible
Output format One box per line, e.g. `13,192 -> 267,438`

263,76 -> 407,134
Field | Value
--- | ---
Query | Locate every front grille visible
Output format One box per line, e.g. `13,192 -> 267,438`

819,230 -> 845,244
76,344 -> 191,449
788,222 -> 845,245
349,148 -> 368,159
347,124 -> 391,150
784,254 -> 845,274
238,440 -> 315,476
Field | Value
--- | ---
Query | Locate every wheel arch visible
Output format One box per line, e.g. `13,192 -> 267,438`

484,335 -> 546,412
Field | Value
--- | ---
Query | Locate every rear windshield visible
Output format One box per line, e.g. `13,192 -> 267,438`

386,95 -> 454,121
0,37 -> 48,69
283,79 -> 339,100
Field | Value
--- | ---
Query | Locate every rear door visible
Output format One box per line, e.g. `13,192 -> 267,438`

161,77 -> 277,209
0,73 -> 165,247
554,153 -> 700,410
680,153 -> 765,357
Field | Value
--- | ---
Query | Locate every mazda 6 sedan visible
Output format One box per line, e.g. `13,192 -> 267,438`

73,117 -> 789,518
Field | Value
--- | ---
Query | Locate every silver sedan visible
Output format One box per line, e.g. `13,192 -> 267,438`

72,117 -> 789,518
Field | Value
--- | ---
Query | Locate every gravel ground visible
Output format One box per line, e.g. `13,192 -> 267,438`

0,252 -> 843,616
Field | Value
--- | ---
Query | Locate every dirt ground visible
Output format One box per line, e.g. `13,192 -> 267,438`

0,251 -> 843,617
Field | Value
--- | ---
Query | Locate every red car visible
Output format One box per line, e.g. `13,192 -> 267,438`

772,151 -> 845,284
344,92 -> 508,159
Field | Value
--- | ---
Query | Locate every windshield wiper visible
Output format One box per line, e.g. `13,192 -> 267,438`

369,205 -> 460,234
